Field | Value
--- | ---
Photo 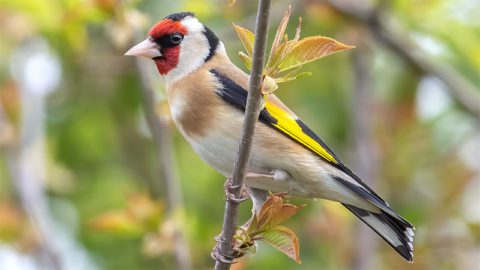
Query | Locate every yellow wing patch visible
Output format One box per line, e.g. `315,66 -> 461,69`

264,100 -> 338,164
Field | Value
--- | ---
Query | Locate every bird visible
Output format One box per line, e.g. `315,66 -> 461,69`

125,12 -> 415,262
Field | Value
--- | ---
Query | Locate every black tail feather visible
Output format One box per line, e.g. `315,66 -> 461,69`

343,204 -> 414,262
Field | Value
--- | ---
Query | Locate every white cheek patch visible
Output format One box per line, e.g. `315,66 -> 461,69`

181,17 -> 204,32
216,42 -> 227,54
163,25 -> 210,85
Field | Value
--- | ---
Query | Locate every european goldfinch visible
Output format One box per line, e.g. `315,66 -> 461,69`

125,12 -> 415,262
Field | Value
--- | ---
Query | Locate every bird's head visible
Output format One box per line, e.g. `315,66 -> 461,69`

125,12 -> 222,82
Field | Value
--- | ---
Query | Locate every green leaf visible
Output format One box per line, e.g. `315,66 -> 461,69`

262,76 -> 278,94
275,70 -> 312,83
262,226 -> 301,263
234,6 -> 355,87
295,71 -> 311,79
238,51 -> 252,71
278,36 -> 355,72
233,24 -> 255,57
266,40 -> 296,75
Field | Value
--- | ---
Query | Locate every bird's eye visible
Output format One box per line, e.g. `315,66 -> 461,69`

170,33 -> 183,45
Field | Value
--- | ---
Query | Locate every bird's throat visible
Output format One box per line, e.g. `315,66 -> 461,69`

154,46 -> 181,75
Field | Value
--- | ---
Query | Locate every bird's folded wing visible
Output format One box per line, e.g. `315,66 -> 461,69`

263,97 -> 340,164
211,69 -> 394,209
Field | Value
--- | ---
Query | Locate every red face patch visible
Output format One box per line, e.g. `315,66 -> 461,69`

154,46 -> 181,74
148,19 -> 188,75
148,19 -> 188,38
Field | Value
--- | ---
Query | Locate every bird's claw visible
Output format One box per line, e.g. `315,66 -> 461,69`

211,235 -> 236,264
224,177 -> 249,204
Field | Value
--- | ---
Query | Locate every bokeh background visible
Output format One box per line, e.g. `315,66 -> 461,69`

1,0 -> 479,269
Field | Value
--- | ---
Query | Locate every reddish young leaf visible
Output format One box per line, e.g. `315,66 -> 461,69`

262,226 -> 301,263
256,195 -> 283,229
269,203 -> 304,227
254,193 -> 303,230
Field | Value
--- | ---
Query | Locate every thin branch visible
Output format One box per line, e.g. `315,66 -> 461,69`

133,32 -> 192,270
326,0 -> 480,118
214,0 -> 272,269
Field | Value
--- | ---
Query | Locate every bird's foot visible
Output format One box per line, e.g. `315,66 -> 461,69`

224,177 -> 249,204
211,234 -> 237,264
223,170 -> 290,204
245,170 -> 290,182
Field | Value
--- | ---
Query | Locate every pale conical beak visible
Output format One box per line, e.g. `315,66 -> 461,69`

124,38 -> 162,58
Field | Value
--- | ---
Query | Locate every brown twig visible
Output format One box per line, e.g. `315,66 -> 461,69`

133,33 -> 192,269
214,0 -> 272,269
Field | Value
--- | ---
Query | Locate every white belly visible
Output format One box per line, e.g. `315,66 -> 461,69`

186,132 -> 239,176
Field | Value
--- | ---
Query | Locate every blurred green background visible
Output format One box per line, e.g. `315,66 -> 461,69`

1,0 -> 479,269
